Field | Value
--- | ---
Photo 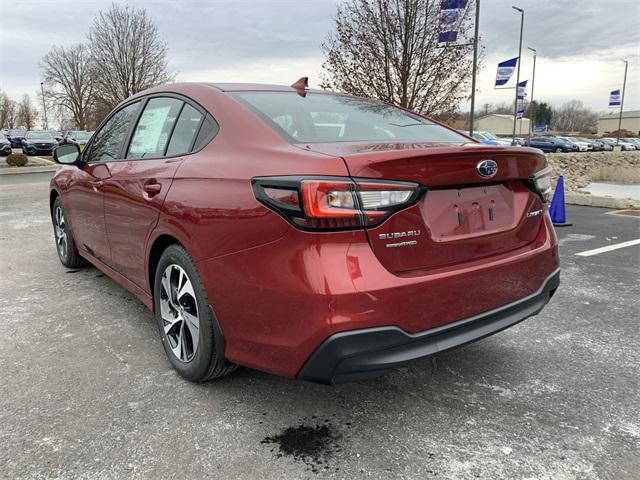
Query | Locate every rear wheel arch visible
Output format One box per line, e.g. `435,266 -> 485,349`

49,189 -> 60,214
148,234 -> 183,297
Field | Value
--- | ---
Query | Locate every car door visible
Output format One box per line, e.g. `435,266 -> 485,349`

63,101 -> 142,263
536,138 -> 551,152
102,96 -> 207,290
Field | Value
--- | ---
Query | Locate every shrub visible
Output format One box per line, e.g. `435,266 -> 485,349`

5,153 -> 28,167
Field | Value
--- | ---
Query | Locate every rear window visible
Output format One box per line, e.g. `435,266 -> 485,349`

232,92 -> 467,144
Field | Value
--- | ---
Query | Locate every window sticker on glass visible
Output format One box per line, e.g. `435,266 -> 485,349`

127,98 -> 182,159
129,105 -> 172,157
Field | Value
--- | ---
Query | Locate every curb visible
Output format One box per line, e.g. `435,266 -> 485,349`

0,165 -> 60,175
565,193 -> 640,210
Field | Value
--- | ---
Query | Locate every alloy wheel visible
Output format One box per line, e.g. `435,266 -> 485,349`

159,264 -> 200,363
54,206 -> 67,258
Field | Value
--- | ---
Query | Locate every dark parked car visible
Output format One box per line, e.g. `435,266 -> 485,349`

7,128 -> 27,148
21,131 -> 59,155
63,130 -> 93,151
0,133 -> 12,156
49,82 -> 559,384
528,136 -> 574,153
51,131 -> 64,144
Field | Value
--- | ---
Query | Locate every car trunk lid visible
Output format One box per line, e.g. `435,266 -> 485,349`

301,141 -> 548,273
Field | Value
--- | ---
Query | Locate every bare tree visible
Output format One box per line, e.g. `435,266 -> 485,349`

552,100 -> 597,133
87,3 -> 174,110
16,94 -> 39,129
0,91 -> 18,128
321,0 -> 480,116
40,44 -> 95,130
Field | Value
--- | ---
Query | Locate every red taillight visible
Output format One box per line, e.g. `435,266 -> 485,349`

525,164 -> 553,203
252,176 -> 425,231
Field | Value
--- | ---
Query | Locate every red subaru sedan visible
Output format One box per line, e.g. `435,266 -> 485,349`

50,81 -> 559,384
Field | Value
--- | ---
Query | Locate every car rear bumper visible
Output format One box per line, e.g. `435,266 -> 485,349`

299,268 -> 560,384
197,212 -> 559,380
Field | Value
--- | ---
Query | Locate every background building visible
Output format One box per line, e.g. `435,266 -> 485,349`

476,114 -> 530,136
598,111 -> 640,136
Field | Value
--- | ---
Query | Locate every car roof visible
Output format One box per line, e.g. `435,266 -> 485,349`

205,82 -> 326,93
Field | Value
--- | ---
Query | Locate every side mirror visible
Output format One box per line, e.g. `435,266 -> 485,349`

53,144 -> 83,165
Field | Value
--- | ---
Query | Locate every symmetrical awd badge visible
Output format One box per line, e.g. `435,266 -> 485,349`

477,159 -> 498,178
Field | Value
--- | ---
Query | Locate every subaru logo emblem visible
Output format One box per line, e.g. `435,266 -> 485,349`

477,159 -> 498,178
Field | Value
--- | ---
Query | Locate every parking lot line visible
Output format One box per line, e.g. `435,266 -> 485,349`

575,238 -> 640,257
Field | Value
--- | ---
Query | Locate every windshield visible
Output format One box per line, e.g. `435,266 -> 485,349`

74,131 -> 92,141
26,131 -> 54,140
482,132 -> 500,140
0,133 -> 6,141
9,129 -> 26,136
232,92 -> 468,144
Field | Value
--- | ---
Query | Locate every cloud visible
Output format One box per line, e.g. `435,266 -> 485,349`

0,0 -> 638,113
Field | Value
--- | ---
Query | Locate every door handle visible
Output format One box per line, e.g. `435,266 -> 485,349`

143,182 -> 162,196
91,180 -> 105,190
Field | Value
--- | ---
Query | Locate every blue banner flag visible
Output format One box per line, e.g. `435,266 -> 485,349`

609,90 -> 621,107
517,80 -> 528,100
533,124 -> 548,133
438,0 -> 469,44
438,31 -> 458,43
495,57 -> 518,86
441,0 -> 468,8
516,110 -> 525,120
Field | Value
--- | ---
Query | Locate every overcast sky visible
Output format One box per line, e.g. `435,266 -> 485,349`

1,0 -> 639,115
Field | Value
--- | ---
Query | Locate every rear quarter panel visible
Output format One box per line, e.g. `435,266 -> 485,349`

152,86 -> 351,263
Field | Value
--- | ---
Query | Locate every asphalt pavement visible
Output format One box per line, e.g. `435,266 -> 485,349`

1,171 -> 638,479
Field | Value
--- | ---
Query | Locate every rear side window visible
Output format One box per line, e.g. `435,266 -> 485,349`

88,101 -> 140,163
127,97 -> 183,159
192,115 -> 219,151
166,104 -> 204,156
232,92 -> 467,144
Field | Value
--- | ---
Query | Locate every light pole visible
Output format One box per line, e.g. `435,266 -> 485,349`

527,47 -> 536,139
511,6 -> 524,145
616,59 -> 628,146
469,0 -> 481,137
40,82 -> 49,130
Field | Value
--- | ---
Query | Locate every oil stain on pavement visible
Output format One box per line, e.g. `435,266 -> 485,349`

261,418 -> 343,474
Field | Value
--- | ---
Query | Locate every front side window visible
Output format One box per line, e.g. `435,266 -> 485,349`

88,102 -> 140,162
127,97 -> 183,159
166,103 -> 204,156
232,92 -> 467,144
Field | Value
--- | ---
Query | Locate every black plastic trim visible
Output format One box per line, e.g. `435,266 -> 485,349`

298,268 -> 560,384
208,304 -> 226,362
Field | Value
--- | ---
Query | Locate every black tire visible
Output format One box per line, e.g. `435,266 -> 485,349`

555,147 -> 563,153
51,197 -> 88,268
154,244 -> 237,382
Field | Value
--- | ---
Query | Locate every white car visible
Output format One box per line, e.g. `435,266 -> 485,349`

558,137 -> 589,152
603,138 -> 637,151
